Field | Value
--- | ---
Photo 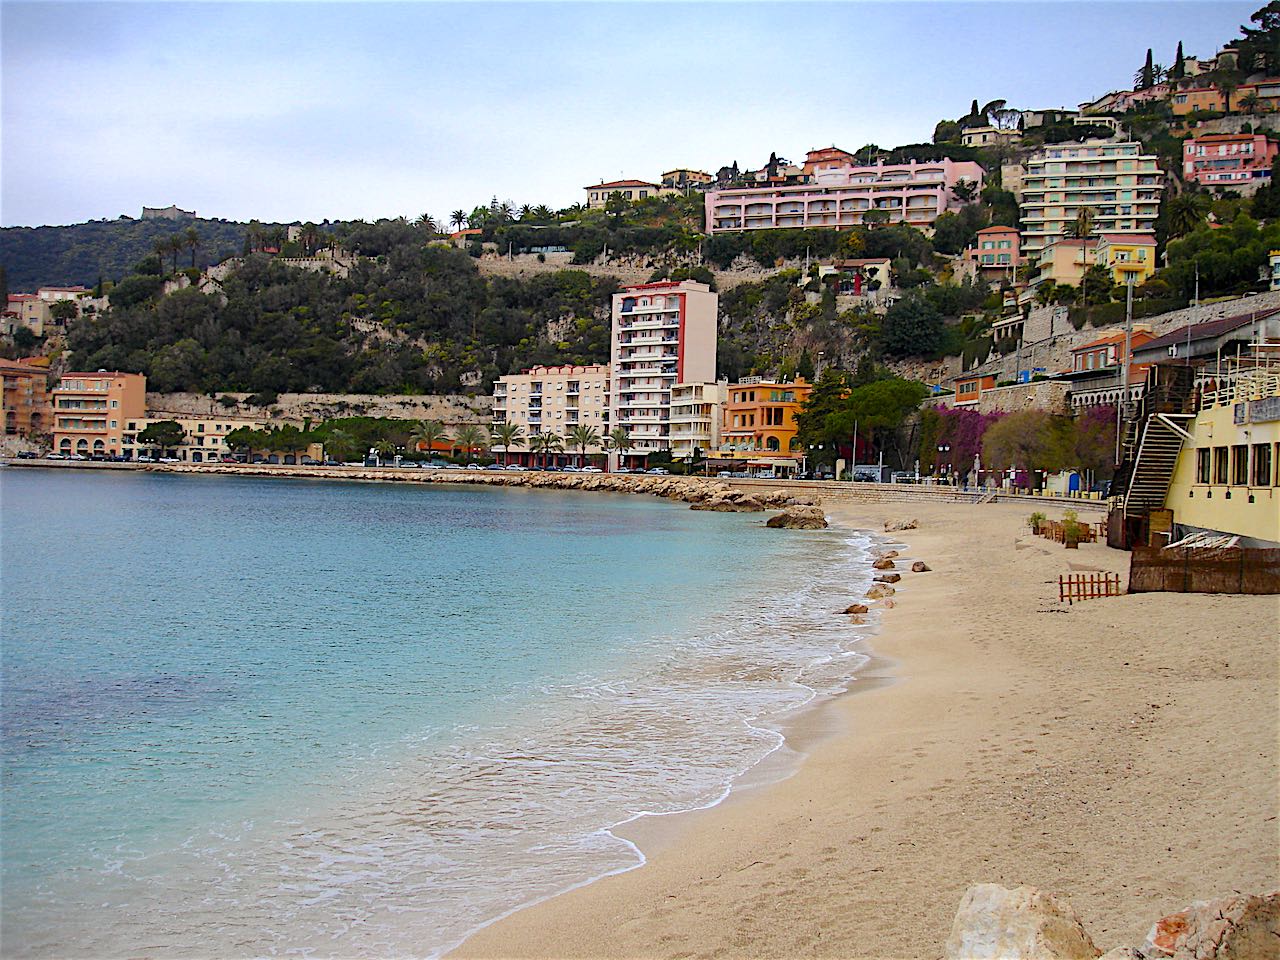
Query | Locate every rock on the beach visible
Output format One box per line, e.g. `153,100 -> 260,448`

879,598 -> 896,608
765,505 -> 828,529
944,883 -> 1101,960
865,583 -> 896,600
911,561 -> 931,573
884,518 -> 918,532
1142,893 -> 1280,960
875,573 -> 902,583
872,558 -> 896,570
841,604 -> 869,615
691,494 -> 764,512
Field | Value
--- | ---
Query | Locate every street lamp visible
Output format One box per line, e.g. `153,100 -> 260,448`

937,444 -> 951,483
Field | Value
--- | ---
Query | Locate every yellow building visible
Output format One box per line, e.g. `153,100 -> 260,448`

1171,86 -> 1227,116
713,377 -> 811,458
1164,352 -> 1280,546
1033,234 -> 1156,289
492,364 -> 611,464
120,415 -> 325,463
51,371 -> 147,457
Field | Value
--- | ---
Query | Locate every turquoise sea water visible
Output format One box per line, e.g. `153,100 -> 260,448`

1,468 -> 873,958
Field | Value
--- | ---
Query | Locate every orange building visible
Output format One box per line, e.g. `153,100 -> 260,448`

718,377 -> 812,457
1,359 -> 52,437
51,371 -> 146,457
954,373 -> 997,406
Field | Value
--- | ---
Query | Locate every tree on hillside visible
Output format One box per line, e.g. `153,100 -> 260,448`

1253,158 -> 1280,218
185,227 -> 199,268
1238,2 -> 1280,75
831,377 -> 930,467
1166,193 -> 1212,238
323,428 -> 358,463
881,293 -> 945,358
605,426 -> 631,468
450,210 -> 468,231
795,367 -> 852,469
1171,41 -> 1186,79
951,179 -> 979,204
1135,48 -> 1155,89
981,410 -> 1073,488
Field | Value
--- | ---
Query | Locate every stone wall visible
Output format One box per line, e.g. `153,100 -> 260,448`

474,253 -> 784,290
933,379 -> 1071,415
146,392 -> 492,426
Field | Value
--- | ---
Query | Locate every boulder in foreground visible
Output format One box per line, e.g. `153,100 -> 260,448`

841,603 -> 869,615
766,505 -> 828,529
911,561 -> 931,573
885,518 -> 918,532
945,883 -> 1100,960
1142,893 -> 1279,960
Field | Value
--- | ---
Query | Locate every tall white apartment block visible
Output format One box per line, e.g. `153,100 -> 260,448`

670,381 -> 728,461
492,364 -> 611,455
1019,141 -> 1162,260
610,280 -> 718,454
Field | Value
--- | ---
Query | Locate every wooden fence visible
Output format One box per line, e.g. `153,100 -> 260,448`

1129,546 -> 1280,595
1058,573 -> 1123,604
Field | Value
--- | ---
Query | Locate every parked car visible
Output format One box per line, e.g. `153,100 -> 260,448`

465,463 -> 483,470
89,453 -> 108,461
581,466 -> 603,473
443,463 -> 464,470
69,454 -> 88,461
561,465 -> 581,473
486,463 -> 505,470
613,467 -> 631,474
220,455 -> 239,463
44,453 -> 67,460
137,455 -> 155,463
252,456 -> 267,464
16,451 -> 38,459
300,456 -> 319,465
323,459 -> 341,466
506,464 -> 528,471
159,457 -> 181,464
716,470 -> 733,478
646,467 -> 670,475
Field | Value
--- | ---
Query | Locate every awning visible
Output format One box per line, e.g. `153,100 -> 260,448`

747,458 -> 799,467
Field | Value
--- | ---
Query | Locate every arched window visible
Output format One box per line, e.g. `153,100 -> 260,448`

76,438 -> 88,451
60,438 -> 72,450
767,436 -> 781,451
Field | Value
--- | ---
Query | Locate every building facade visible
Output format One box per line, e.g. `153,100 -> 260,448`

1019,141 -> 1162,259
610,281 -> 718,455
51,372 -> 147,457
669,381 -> 727,461
715,377 -> 811,457
661,169 -> 713,191
492,364 -> 611,462
966,225 -> 1023,279
583,180 -> 670,210
1182,133 -> 1279,193
704,157 -> 985,234
119,415 -> 316,462
1,360 -> 51,436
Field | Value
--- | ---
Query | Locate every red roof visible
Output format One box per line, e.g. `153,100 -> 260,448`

59,371 -> 142,378
1098,233 -> 1156,244
586,180 -> 660,190
976,225 -> 1019,235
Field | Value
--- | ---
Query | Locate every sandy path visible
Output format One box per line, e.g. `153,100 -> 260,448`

450,500 -> 1278,959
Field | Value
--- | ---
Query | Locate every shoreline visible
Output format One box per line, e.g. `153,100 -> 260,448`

449,499 -> 1278,959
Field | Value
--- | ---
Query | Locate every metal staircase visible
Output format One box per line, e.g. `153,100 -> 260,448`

1111,364 -> 1196,520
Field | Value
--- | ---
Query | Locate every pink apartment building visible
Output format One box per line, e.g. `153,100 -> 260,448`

704,153 -> 985,234
1183,133 -> 1278,193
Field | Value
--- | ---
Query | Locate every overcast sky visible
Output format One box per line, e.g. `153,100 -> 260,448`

0,1 -> 1250,227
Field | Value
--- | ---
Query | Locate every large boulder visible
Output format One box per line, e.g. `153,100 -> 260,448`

765,505 -> 828,529
841,603 -> 869,615
875,573 -> 902,584
691,495 -> 764,513
1142,893 -> 1280,960
872,558 -> 896,570
945,884 -> 1101,960
865,583 -> 896,600
911,561 -> 931,573
885,518 -> 919,532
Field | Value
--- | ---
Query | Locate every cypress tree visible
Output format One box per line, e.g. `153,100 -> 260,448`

1141,48 -> 1154,89
1172,41 -> 1185,79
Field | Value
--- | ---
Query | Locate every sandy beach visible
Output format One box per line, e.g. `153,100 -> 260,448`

451,499 -> 1279,959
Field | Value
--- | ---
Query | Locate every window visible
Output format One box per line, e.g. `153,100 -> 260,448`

1213,446 -> 1229,484
1231,444 -> 1249,485
1252,443 -> 1272,487
1196,448 -> 1210,484
198,423 -> 205,432
110,400 -> 119,408
110,420 -> 117,429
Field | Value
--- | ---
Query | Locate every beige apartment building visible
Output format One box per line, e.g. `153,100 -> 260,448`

669,381 -> 727,461
51,371 -> 147,457
492,364 -> 611,462
1,359 -> 51,436
120,415 -> 306,462
1019,141 -> 1162,259
610,280 -> 718,455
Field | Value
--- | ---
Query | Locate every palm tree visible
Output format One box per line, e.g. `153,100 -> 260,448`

531,204 -> 554,222
528,430 -> 563,470
323,428 -> 357,463
490,422 -> 524,466
416,213 -> 438,233
450,210 -> 468,231
452,423 -> 488,464
373,439 -> 397,464
1165,194 -> 1211,239
168,234 -> 184,273
1064,207 -> 1095,303
153,238 -> 169,274
607,426 -> 632,471
1240,92 -> 1261,115
185,226 -> 200,269
409,419 -> 449,460
565,424 -> 601,468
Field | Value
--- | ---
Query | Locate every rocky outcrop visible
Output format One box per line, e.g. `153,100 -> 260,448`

840,604 -> 869,615
765,505 -> 829,529
690,492 -> 764,512
872,558 -> 896,570
875,573 -> 902,583
911,561 -> 931,573
865,583 -> 896,600
946,886 -> 1279,960
885,518 -> 919,532
945,884 -> 1101,960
